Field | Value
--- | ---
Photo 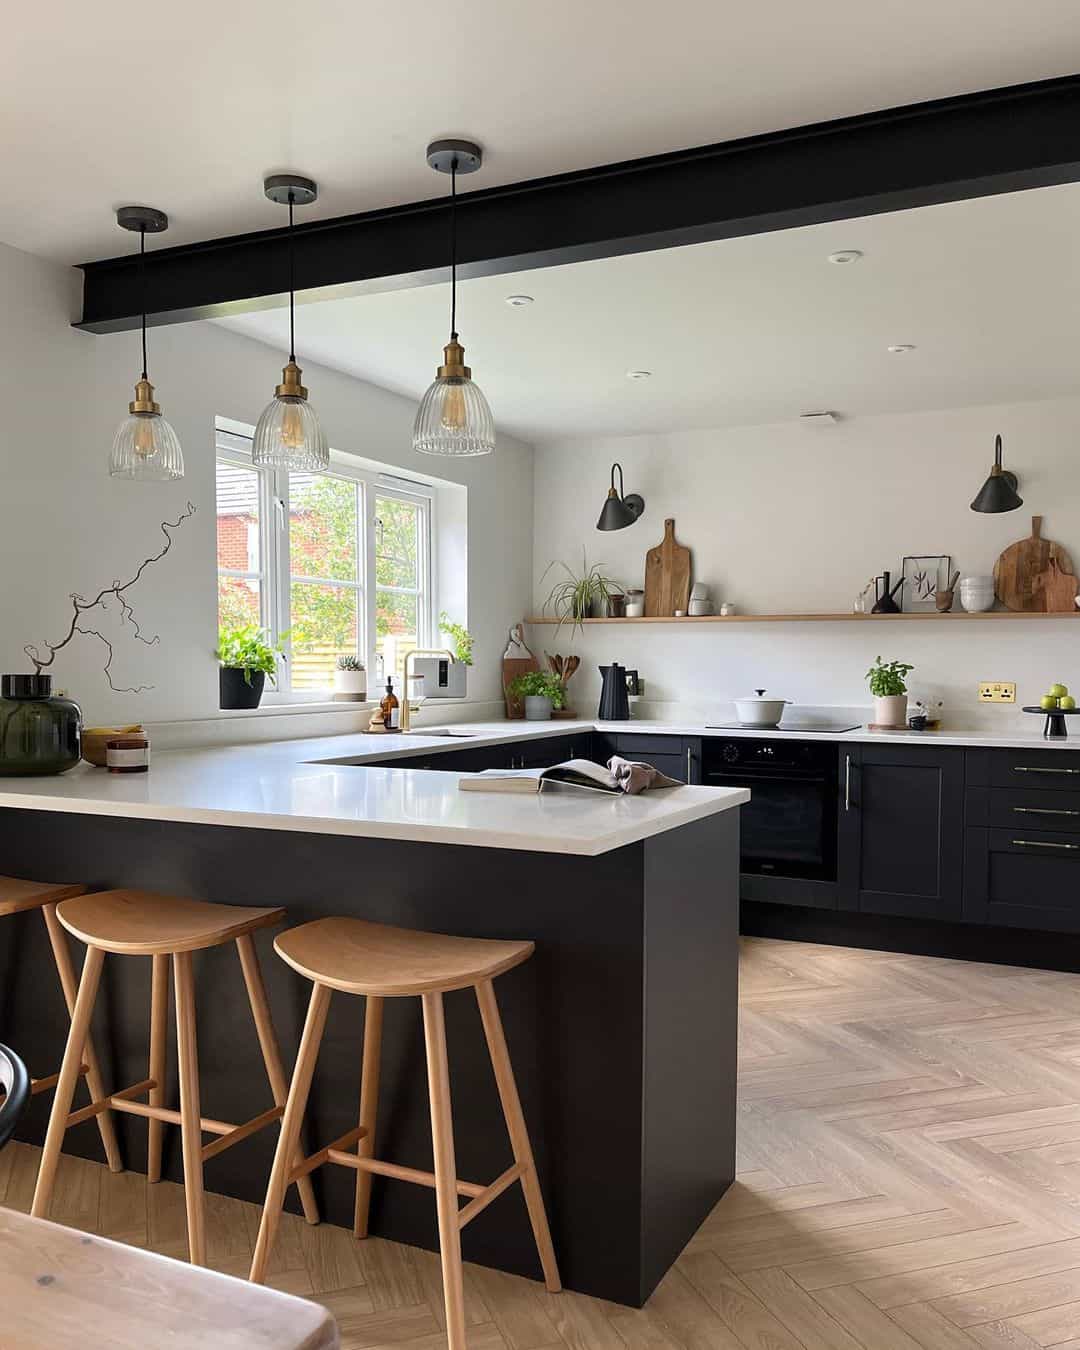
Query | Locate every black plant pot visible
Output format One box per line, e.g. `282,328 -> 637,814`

220,667 -> 265,710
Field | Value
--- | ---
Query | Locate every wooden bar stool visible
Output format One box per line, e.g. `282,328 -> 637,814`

250,918 -> 560,1349
0,875 -> 121,1173
30,890 -> 320,1264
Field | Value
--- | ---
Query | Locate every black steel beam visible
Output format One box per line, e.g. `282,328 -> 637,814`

78,73 -> 1080,333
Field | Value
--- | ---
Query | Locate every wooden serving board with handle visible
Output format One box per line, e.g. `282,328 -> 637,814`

1034,557 -> 1080,613
501,622 -> 539,719
644,518 -> 692,617
994,515 -> 1073,612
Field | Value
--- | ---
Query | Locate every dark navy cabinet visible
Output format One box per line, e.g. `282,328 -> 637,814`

838,743 -> 965,921
965,747 -> 1080,934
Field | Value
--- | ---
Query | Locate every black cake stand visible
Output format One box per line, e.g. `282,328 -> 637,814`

1023,706 -> 1080,739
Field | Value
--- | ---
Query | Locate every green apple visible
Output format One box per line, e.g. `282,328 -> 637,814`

1061,695 -> 1077,710
1041,694 -> 1059,711
1049,683 -> 1069,699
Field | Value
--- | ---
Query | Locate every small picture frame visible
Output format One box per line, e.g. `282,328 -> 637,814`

901,555 -> 952,612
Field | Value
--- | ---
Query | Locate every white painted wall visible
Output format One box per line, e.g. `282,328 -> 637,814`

531,401 -> 1080,728
0,240 -> 534,729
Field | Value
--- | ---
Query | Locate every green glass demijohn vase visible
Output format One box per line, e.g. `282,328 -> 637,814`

0,674 -> 82,775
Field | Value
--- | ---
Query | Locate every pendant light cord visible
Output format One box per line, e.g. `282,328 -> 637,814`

139,227 -> 148,381
288,193 -> 296,363
449,159 -> 458,341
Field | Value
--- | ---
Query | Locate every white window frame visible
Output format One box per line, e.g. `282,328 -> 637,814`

215,426 -> 435,700
373,480 -> 436,687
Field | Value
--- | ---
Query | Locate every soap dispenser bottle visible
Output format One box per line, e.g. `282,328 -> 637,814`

380,678 -> 400,732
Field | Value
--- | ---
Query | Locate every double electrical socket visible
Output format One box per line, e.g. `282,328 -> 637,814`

979,681 -> 1016,703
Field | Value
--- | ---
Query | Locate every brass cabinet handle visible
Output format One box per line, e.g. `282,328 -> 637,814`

845,754 -> 852,811
686,746 -> 692,782
1013,806 -> 1080,816
1013,765 -> 1080,775
1011,838 -> 1080,850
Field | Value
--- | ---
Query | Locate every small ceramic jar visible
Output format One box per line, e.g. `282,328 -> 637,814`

106,733 -> 150,773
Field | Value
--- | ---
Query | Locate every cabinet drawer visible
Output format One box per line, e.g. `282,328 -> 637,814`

990,750 -> 1080,790
964,826 -> 1080,933
987,787 -> 1080,833
611,734 -> 684,755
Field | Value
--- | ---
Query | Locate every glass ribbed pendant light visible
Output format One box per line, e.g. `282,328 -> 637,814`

109,206 -> 185,480
253,175 -> 328,472
413,140 -> 495,457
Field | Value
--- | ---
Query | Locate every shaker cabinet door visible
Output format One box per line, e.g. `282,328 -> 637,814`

838,744 -> 964,921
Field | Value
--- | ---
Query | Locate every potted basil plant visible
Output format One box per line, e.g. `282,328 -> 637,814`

216,624 -> 287,710
866,655 -> 914,728
508,670 -> 566,721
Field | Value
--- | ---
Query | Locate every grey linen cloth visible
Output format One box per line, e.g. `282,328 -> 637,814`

607,755 -> 682,794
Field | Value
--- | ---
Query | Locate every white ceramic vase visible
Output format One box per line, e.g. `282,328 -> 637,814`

873,694 -> 908,727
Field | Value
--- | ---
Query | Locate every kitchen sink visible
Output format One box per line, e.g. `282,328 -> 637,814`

402,728 -> 476,737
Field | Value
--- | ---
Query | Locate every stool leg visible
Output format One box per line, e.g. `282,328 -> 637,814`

250,981 -> 331,1285
422,992 -> 467,1350
147,954 -> 169,1184
353,994 -> 383,1239
235,934 -> 320,1227
173,950 -> 206,1266
476,979 -> 561,1293
31,945 -> 106,1219
41,903 -> 123,1174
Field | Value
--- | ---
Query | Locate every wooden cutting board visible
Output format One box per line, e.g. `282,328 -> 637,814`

644,518 -> 692,617
501,622 -> 539,719
994,515 -> 1073,612
1034,557 -> 1080,613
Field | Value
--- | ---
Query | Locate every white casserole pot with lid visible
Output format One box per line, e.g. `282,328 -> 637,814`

733,689 -> 791,727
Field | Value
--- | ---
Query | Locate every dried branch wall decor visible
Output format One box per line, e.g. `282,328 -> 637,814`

23,502 -> 197,693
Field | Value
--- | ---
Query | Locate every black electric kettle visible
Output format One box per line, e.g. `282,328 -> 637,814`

598,664 -> 630,721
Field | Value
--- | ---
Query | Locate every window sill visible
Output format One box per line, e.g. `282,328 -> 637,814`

217,699 -> 377,719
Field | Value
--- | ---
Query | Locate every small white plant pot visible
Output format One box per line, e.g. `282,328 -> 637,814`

524,695 -> 553,721
873,694 -> 908,727
333,669 -> 367,702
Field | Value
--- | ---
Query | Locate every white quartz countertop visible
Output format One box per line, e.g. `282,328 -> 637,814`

593,720 -> 1080,750
0,720 -> 746,856
1,713 -> 1073,856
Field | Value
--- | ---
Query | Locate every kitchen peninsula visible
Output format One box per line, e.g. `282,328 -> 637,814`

0,721 -> 746,1308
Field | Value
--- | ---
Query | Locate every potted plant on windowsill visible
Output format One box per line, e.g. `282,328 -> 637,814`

216,624 -> 287,710
508,670 -> 567,721
867,655 -> 914,728
333,655 -> 367,702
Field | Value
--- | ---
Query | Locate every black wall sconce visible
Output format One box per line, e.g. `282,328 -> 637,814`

596,462 -> 645,531
971,434 -> 1023,513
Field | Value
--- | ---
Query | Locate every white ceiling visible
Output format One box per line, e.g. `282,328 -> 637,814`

4,0 -> 1080,262
216,182 -> 1080,441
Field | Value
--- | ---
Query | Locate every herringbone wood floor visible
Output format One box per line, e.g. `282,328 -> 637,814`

7,936 -> 1080,1348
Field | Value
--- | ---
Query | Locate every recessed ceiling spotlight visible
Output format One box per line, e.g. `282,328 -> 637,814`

828,249 -> 863,265
505,294 -> 534,306
887,343 -> 917,354
626,370 -> 652,381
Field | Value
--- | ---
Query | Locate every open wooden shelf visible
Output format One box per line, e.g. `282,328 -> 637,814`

526,610 -> 1080,625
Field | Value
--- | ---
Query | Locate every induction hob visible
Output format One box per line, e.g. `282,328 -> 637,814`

705,721 -> 862,734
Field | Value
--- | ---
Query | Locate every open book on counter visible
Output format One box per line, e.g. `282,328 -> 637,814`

458,758 -> 679,796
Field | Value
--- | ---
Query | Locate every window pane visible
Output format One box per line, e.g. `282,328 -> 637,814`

290,474 -> 357,582
218,576 -> 260,631
290,582 -> 358,690
375,496 -> 419,589
217,461 -> 260,574
376,591 -> 418,684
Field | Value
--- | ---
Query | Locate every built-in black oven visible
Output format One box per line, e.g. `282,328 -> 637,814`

704,738 -> 838,882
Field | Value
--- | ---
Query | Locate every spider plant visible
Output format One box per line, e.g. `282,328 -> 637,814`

540,550 -> 624,633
